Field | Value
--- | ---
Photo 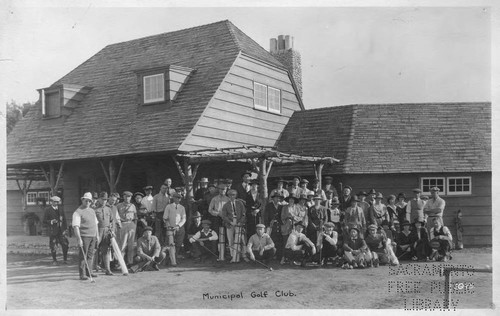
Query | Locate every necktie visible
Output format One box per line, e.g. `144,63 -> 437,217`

232,202 -> 236,212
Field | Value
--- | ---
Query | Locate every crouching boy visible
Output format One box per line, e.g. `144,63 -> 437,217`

130,226 -> 166,272
343,226 -> 371,269
284,221 -> 316,267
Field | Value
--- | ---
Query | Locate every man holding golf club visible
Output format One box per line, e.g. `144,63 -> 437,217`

72,192 -> 99,281
247,224 -> 276,264
189,219 -> 219,263
130,226 -> 166,272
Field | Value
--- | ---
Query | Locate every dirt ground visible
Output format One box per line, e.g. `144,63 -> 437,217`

6,248 -> 493,310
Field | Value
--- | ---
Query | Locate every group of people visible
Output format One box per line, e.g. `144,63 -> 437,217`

43,172 -> 454,280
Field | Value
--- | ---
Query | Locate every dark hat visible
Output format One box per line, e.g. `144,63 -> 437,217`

285,193 -> 298,202
172,192 -> 182,199
349,226 -> 360,233
351,195 -> 360,202
98,191 -> 109,199
201,219 -> 212,226
412,188 -> 422,193
294,221 -> 305,228
300,179 -> 309,184
358,191 -> 368,196
324,222 -> 335,228
343,185 -> 352,191
375,192 -> 383,199
256,224 -> 265,229
241,170 -> 252,178
401,220 -> 411,227
134,192 -> 144,198
324,176 -> 333,180
110,192 -> 120,199
292,176 -> 301,181
192,211 -> 202,218
430,186 -> 440,192
199,177 -> 209,183
143,226 -> 153,232
143,185 -> 153,190
368,189 -> 377,195
122,191 -> 133,197
381,220 -> 390,227
397,192 -> 406,199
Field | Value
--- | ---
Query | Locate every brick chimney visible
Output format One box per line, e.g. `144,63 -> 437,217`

269,35 -> 302,98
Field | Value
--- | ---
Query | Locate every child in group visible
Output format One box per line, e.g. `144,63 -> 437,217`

342,226 -> 371,269
365,224 -> 388,267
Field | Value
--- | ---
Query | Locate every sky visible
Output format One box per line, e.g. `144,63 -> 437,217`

0,2 -> 493,110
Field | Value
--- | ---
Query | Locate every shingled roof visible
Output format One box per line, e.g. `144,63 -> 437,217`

275,102 -> 491,174
7,20 -> 285,167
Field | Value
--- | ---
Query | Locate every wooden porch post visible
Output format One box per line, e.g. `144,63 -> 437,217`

40,162 -> 65,196
249,157 -> 273,223
313,162 -> 325,189
172,155 -> 199,230
99,158 -> 125,193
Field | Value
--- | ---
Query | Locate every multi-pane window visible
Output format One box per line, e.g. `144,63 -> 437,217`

26,192 -> 38,205
268,87 -> 281,113
447,177 -> 471,195
421,177 -> 445,195
253,82 -> 281,114
38,192 -> 50,203
143,74 -> 165,103
254,82 -> 268,110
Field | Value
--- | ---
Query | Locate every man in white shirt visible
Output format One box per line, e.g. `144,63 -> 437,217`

163,193 -> 186,256
284,221 -> 316,267
424,186 -> 446,231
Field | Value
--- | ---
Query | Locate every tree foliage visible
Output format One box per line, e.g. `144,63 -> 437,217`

6,100 -> 37,134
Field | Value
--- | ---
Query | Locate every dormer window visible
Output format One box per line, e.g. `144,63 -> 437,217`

41,88 -> 61,118
39,84 -> 91,119
136,65 -> 194,106
143,74 -> 165,104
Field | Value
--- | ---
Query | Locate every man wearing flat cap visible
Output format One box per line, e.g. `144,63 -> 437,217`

423,186 -> 446,232
189,219 -> 218,263
130,226 -> 166,272
284,221 -> 316,267
298,178 -> 313,197
222,189 -> 247,262
316,222 -> 339,266
406,188 -> 425,227
163,193 -> 187,257
247,224 -> 276,264
94,192 -> 117,275
323,176 -> 338,197
116,191 -> 137,266
307,195 -> 327,245
343,195 -> 366,240
43,195 -> 69,265
72,192 -> 99,280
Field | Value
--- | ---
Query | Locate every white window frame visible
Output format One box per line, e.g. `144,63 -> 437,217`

37,191 -> 50,203
447,177 -> 472,196
253,82 -> 282,114
420,177 -> 446,195
253,82 -> 268,111
143,74 -> 165,104
268,87 -> 281,114
26,192 -> 37,205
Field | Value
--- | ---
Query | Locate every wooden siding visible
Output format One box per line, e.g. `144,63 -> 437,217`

268,171 -> 492,246
180,53 -> 301,151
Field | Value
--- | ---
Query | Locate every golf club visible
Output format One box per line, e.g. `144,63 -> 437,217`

80,245 -> 95,283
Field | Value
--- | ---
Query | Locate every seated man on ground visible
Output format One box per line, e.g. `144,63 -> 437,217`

365,224 -> 389,267
429,217 -> 453,262
342,226 -> 371,269
284,221 -> 316,267
315,222 -> 338,266
130,226 -> 166,272
189,219 -> 219,263
411,220 -> 431,261
247,224 -> 276,264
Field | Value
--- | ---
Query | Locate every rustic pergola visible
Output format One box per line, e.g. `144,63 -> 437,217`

173,146 -> 339,222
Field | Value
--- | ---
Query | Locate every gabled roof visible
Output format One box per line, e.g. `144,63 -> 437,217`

275,102 -> 491,174
7,20 -> 286,167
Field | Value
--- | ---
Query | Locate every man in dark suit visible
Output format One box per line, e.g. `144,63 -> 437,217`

43,196 -> 69,265
235,170 -> 252,202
